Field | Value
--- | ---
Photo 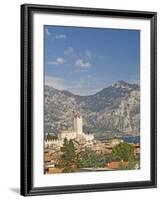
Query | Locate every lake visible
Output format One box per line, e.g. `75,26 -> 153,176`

97,135 -> 140,144
121,135 -> 140,144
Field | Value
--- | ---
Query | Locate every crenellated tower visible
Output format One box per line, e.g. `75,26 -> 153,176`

73,112 -> 83,135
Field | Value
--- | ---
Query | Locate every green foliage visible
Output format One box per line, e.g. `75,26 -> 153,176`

119,159 -> 140,170
111,142 -> 136,162
77,149 -> 110,168
59,139 -> 77,173
127,159 -> 137,169
58,139 -> 138,172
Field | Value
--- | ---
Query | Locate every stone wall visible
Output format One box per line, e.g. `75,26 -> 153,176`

58,131 -> 77,140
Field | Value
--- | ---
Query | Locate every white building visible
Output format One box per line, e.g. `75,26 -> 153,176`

58,112 -> 94,141
58,130 -> 76,140
74,113 -> 83,135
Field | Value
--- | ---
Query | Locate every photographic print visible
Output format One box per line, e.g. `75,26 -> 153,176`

44,26 -> 140,174
21,4 -> 157,196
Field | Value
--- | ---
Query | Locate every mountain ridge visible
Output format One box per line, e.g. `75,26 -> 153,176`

44,80 -> 140,138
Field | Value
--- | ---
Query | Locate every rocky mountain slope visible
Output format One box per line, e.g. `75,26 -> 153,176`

44,80 -> 140,138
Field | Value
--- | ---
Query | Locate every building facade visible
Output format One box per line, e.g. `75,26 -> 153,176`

58,112 -> 94,141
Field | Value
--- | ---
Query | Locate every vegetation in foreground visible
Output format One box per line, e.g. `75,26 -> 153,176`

55,139 -> 139,173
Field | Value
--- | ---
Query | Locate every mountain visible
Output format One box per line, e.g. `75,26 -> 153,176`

44,81 -> 140,139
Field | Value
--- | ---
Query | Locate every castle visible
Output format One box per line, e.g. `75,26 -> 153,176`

58,112 -> 94,141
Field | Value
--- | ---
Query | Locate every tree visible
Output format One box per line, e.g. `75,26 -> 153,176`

77,148 -> 109,168
59,138 -> 78,173
111,142 -> 136,162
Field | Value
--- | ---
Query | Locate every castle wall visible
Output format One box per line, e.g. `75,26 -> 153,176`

54,113 -> 94,143
59,131 -> 77,140
84,134 -> 94,141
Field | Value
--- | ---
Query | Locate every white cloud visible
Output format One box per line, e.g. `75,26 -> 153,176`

45,75 -> 109,96
45,76 -> 65,90
64,47 -> 75,56
48,57 -> 65,65
75,59 -> 91,69
64,48 -> 92,70
55,34 -> 66,39
45,28 -> 51,36
55,57 -> 65,64
45,76 -> 92,95
45,31 -> 66,39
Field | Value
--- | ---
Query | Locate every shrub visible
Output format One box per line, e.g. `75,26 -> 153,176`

77,149 -> 110,168
111,142 -> 136,162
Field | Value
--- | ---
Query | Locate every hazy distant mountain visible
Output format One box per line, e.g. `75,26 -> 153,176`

44,81 -> 140,138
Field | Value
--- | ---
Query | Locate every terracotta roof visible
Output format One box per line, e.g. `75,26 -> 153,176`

106,161 -> 129,169
47,167 -> 64,174
134,143 -> 140,148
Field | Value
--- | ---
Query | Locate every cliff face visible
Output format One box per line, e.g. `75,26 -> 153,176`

44,81 -> 140,138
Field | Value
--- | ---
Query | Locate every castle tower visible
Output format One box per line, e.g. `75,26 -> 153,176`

73,113 -> 83,135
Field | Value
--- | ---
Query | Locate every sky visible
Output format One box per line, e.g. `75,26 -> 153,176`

44,25 -> 140,96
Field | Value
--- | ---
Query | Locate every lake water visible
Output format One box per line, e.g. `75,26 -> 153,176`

121,135 -> 140,144
98,135 -> 140,144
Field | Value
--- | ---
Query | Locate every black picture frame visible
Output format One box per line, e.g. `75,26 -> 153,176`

20,3 -> 157,196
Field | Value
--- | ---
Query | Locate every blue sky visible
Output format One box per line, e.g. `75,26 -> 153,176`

44,25 -> 140,96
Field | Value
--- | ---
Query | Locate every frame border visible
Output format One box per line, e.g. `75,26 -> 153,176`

20,4 -> 157,196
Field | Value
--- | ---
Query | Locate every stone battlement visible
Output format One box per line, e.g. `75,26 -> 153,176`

54,112 -> 94,142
